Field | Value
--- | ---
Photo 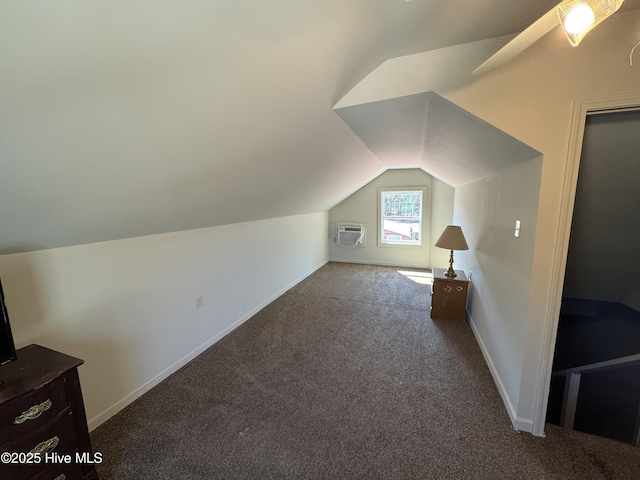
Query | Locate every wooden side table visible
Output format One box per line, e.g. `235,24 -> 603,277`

430,267 -> 469,322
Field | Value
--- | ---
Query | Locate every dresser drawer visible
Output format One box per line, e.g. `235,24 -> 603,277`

0,345 -> 97,480
0,375 -> 70,448
0,410 -> 79,480
31,460 -> 84,480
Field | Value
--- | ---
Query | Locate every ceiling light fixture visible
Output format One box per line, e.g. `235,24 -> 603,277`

557,0 -> 625,46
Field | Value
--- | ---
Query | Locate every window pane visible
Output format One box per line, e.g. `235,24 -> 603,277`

381,190 -> 422,245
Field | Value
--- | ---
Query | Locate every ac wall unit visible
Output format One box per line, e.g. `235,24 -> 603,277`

336,223 -> 364,247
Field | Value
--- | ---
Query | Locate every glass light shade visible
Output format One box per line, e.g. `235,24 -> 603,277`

557,0 -> 625,46
564,4 -> 595,33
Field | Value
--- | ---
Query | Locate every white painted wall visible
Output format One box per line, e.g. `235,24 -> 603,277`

429,178 -> 456,268
333,9 -> 640,435
328,169 -> 454,268
0,212 -> 328,430
447,14 -> 640,435
453,159 -> 542,431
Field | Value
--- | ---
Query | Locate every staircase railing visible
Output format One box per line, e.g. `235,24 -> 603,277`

552,353 -> 640,446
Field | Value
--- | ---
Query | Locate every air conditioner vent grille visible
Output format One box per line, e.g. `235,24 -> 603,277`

336,223 -> 364,247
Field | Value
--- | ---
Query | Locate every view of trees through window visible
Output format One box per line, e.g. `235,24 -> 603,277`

380,190 -> 423,245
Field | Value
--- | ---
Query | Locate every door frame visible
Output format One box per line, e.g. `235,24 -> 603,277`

534,92 -> 640,436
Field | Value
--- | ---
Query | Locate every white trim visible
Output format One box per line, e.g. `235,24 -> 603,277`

328,258 -> 431,269
534,91 -> 640,437
87,258 -> 329,431
377,186 -> 428,247
467,311 -> 534,433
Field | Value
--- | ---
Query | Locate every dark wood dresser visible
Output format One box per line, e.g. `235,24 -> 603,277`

430,267 -> 469,322
0,345 -> 98,480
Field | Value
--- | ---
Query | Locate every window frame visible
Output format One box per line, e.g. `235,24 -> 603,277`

377,186 -> 428,247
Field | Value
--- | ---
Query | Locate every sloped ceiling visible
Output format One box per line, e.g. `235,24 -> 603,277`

334,92 -> 541,187
0,1 -> 563,254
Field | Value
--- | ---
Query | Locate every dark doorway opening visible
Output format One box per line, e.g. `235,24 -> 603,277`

547,109 -> 640,445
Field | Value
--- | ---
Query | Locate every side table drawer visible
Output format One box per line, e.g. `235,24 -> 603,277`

0,376 -> 70,448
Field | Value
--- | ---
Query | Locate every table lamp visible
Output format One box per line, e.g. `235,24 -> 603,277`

435,225 -> 469,277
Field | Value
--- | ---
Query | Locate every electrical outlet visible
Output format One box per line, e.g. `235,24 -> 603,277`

195,295 -> 204,309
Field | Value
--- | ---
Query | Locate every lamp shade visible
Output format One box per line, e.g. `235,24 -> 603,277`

435,225 -> 469,251
557,0 -> 625,46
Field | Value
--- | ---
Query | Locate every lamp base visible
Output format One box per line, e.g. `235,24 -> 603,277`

444,266 -> 457,278
444,249 -> 457,277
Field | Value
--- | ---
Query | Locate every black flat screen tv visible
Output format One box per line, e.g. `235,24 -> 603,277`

0,277 -> 17,368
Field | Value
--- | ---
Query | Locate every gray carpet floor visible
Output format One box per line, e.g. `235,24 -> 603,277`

91,262 -> 640,479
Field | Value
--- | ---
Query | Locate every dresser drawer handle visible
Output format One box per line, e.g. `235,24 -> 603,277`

443,286 -> 452,292
456,286 -> 464,292
14,399 -> 53,424
29,435 -> 60,455
54,475 -> 66,480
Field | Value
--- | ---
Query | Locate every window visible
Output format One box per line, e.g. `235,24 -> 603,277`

378,188 -> 426,246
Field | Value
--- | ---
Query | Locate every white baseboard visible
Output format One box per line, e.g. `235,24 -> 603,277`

467,310 -> 534,434
329,258 -> 430,269
87,258 -> 329,431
